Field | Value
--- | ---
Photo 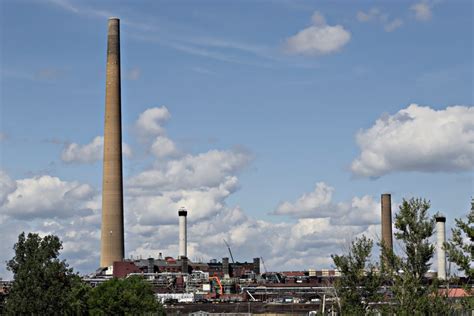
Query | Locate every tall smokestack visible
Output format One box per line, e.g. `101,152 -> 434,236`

100,17 -> 124,268
178,207 -> 188,259
381,194 -> 393,260
436,216 -> 446,280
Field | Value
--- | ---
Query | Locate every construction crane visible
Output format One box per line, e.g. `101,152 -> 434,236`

223,239 -> 235,263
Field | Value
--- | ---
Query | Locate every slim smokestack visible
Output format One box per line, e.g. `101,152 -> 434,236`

100,17 -> 124,267
178,207 -> 188,259
381,194 -> 393,258
436,216 -> 446,280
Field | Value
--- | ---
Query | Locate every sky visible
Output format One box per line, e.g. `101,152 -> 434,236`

0,0 -> 472,279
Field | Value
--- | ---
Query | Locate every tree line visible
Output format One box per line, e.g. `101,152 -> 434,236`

0,232 -> 165,315
331,198 -> 473,314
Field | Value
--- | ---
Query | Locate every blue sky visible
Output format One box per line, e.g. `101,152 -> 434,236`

0,0 -> 472,278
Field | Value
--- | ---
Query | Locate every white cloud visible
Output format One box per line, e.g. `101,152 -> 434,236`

0,175 -> 97,219
274,182 -> 334,217
0,172 -> 380,279
411,1 -> 433,21
128,176 -> 240,226
285,11 -> 351,56
61,136 -> 132,163
273,182 -> 380,226
356,8 -> 403,32
151,136 -> 179,158
351,104 -> 474,177
0,170 -> 102,277
128,148 -> 252,191
384,18 -> 403,32
126,205 -> 377,272
135,107 -> 171,137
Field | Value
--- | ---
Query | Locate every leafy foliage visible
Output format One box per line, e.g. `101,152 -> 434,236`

332,236 -> 383,314
393,198 -> 435,280
4,232 -> 165,315
445,199 -> 474,279
444,200 -> 474,310
385,198 -> 448,314
87,276 -> 165,315
5,232 -> 81,315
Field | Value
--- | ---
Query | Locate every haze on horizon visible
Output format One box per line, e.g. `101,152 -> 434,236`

0,0 -> 472,279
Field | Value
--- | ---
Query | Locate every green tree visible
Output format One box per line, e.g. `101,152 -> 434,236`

444,199 -> 474,310
5,232 -> 84,315
87,275 -> 164,315
68,274 -> 92,314
332,235 -> 383,314
385,198 -> 447,314
445,199 -> 474,279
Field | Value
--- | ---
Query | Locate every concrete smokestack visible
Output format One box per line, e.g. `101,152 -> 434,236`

100,17 -> 124,268
178,207 -> 188,259
436,216 -> 446,280
381,194 -> 393,258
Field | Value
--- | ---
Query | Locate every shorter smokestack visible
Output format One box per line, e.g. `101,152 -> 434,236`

147,257 -> 155,273
253,257 -> 260,275
178,207 -> 188,259
222,257 -> 230,277
181,256 -> 189,274
381,194 -> 393,258
436,216 -> 446,280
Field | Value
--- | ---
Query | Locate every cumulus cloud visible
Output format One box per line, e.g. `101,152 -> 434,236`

0,174 -> 97,219
351,104 -> 474,177
128,176 -> 240,226
151,136 -> 179,158
274,182 -> 334,217
0,170 -> 101,277
411,1 -> 433,21
125,203 -> 377,272
273,182 -> 380,226
135,107 -> 171,137
128,148 -> 252,191
285,11 -> 351,56
61,136 -> 132,163
356,8 -> 403,32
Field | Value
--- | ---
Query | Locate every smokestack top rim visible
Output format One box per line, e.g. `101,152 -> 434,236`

435,216 -> 446,222
109,17 -> 120,20
178,210 -> 187,216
